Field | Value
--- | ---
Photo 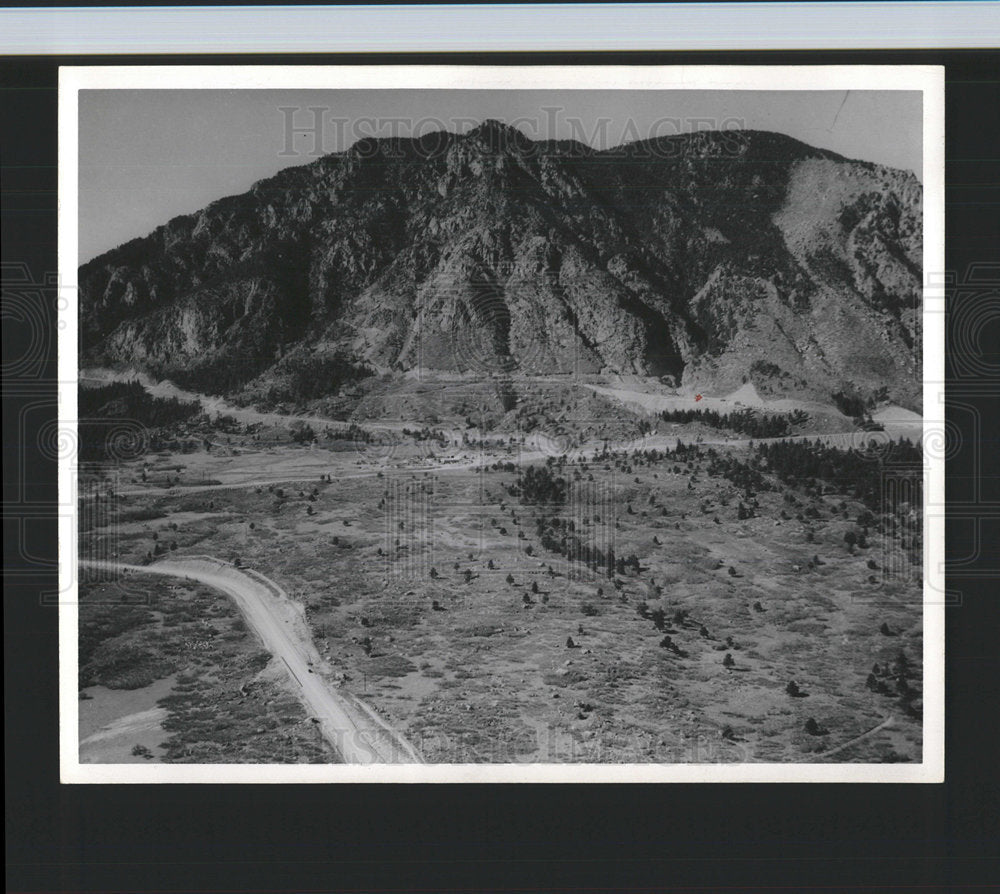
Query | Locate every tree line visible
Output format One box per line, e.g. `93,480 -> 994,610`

78,381 -> 202,461
659,407 -> 808,439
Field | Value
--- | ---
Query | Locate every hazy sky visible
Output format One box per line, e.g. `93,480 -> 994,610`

78,89 -> 922,263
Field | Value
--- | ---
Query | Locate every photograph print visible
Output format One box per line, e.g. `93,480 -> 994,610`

59,65 -> 944,782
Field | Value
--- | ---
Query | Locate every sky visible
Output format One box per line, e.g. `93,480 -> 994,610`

78,89 -> 923,263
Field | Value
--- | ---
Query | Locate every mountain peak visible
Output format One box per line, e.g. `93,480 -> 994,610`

465,118 -> 533,151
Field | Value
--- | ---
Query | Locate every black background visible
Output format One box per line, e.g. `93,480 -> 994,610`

4,47 -> 999,894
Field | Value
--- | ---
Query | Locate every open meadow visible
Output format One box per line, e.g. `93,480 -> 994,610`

78,384 -> 924,764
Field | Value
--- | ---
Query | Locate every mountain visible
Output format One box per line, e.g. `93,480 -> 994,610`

78,122 -> 922,409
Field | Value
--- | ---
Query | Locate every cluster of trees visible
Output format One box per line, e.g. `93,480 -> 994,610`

755,439 -> 922,512
660,407 -> 806,438
704,450 -> 771,493
494,377 -> 518,413
585,439 -> 770,494
78,381 -> 202,461
263,354 -> 374,404
400,426 -> 447,443
508,464 -> 568,505
80,380 -> 201,428
156,355 -> 268,396
535,516 -> 614,578
531,514 -> 641,580
831,385 -> 891,429
831,388 -> 868,418
866,649 -> 921,718
344,423 -> 377,445
289,421 -> 316,444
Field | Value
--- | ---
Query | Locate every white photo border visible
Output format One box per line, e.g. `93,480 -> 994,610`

59,64 -> 945,784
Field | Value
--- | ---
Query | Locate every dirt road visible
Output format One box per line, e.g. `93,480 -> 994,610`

89,368 -> 919,506
582,382 -> 923,445
80,557 -> 423,764
81,367 -> 466,443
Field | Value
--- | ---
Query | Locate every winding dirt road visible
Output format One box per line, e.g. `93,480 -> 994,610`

80,557 -> 423,764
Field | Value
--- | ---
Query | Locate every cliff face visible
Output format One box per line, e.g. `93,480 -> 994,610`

79,122 -> 922,407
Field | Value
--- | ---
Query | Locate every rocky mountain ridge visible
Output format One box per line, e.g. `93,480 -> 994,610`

79,122 -> 922,409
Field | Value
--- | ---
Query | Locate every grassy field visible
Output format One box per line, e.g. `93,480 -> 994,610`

80,420 -> 923,764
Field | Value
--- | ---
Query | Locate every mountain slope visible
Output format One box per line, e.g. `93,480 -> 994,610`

79,123 -> 922,409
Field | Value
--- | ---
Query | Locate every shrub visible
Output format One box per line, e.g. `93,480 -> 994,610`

290,421 -> 316,444
804,718 -> 825,736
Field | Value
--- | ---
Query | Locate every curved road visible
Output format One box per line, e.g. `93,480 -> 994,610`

80,557 -> 423,764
